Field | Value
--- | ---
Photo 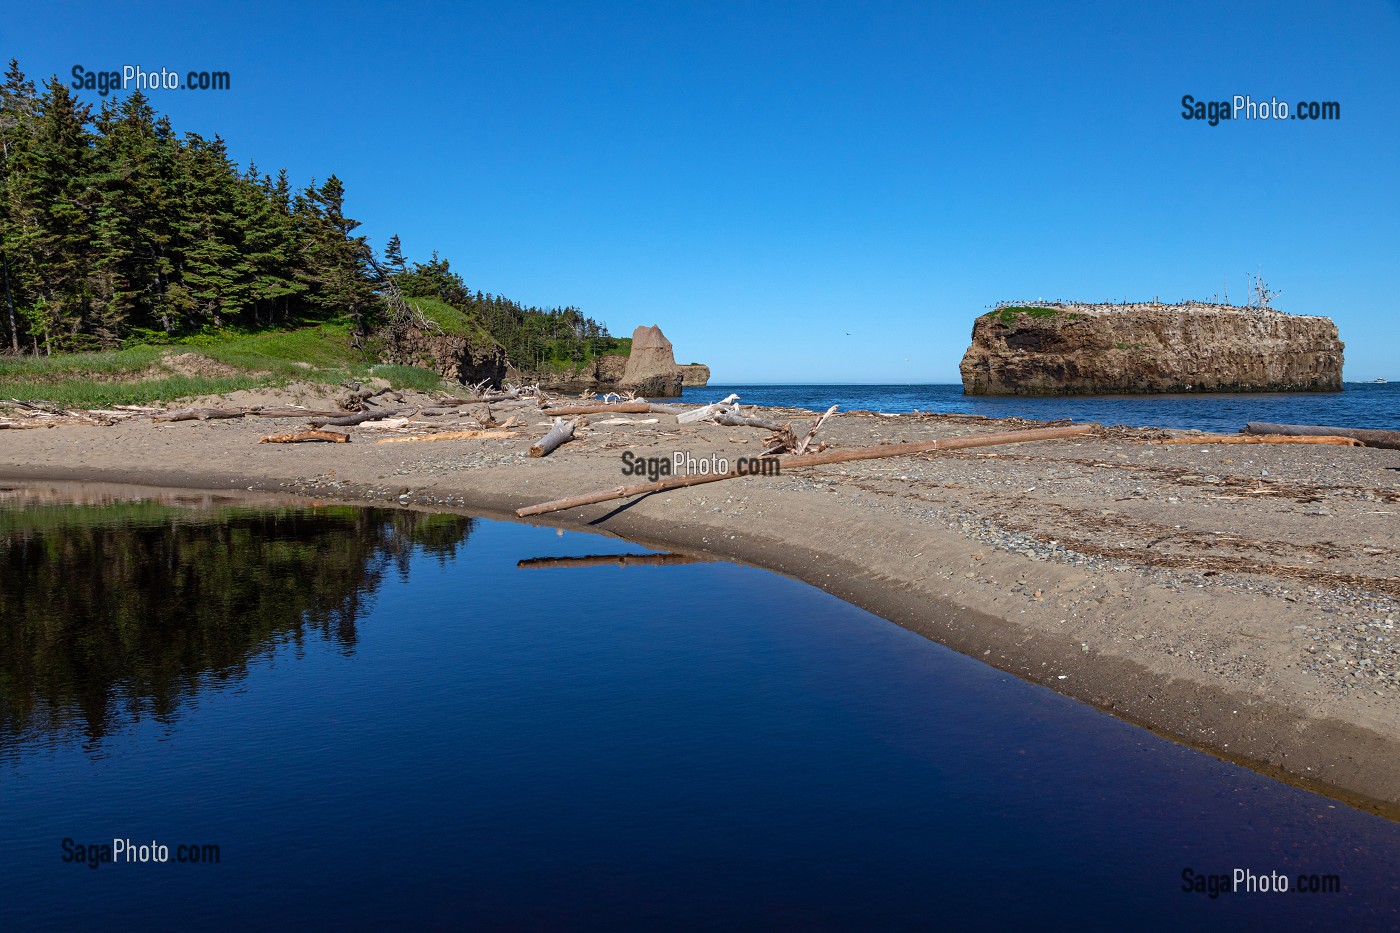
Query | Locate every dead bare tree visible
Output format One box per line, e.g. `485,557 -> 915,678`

1247,268 -> 1282,310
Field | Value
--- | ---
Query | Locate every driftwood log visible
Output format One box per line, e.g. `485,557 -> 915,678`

542,402 -> 651,416
308,407 -> 410,428
1244,422 -> 1400,451
516,553 -> 712,569
2,399 -> 69,414
1142,434 -> 1362,447
676,394 -> 741,424
249,407 -> 345,419
258,429 -> 349,444
530,418 -> 577,458
517,423 -> 1094,516
376,430 -> 517,445
153,407 -> 248,422
713,411 -> 789,431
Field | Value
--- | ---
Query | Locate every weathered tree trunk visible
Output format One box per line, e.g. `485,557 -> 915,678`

2,251 -> 19,354
377,430 -> 517,445
676,394 -> 741,424
713,411 -> 789,431
1244,422 -> 1400,451
308,407 -> 409,428
516,423 -> 1095,516
542,402 -> 651,416
530,418 -> 576,458
257,429 -> 350,444
250,407 -> 346,419
152,407 -> 248,422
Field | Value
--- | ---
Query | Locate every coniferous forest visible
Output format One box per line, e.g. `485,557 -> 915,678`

0,59 -> 622,367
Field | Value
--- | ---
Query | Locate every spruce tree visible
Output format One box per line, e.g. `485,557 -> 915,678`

7,77 -> 95,352
299,174 -> 377,329
171,133 -> 245,330
0,59 -> 38,351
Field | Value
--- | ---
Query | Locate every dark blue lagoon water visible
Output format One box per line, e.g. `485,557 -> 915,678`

683,382 -> 1400,433
2,491 -> 1398,930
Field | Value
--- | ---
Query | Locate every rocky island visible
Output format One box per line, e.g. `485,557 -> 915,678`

960,302 -> 1344,396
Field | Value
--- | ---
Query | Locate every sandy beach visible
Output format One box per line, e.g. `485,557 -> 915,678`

4,389 -> 1398,818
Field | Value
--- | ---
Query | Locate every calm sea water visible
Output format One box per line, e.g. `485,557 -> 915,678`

683,382 -> 1400,433
2,493 -> 1398,930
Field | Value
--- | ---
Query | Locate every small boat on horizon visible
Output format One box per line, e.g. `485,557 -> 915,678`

1372,378 -> 1389,383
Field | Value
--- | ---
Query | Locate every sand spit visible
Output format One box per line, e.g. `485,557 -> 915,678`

2,391 -> 1397,817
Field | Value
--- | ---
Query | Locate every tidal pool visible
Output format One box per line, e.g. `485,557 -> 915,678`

1,490 -> 1397,930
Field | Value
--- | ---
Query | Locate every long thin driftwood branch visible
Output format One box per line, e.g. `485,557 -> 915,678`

1141,434 -> 1362,447
1244,422 -> 1400,450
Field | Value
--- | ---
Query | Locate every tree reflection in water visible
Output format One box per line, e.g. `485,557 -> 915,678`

0,498 -> 474,749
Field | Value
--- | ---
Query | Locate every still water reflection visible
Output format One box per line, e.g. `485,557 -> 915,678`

0,492 -> 473,749
1,488 -> 1397,930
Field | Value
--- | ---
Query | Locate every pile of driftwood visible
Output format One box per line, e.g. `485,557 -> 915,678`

525,393 -> 843,461
1,399 -> 160,429
138,379 -> 544,444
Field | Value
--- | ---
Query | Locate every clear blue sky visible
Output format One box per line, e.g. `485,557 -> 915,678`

7,1 -> 1398,381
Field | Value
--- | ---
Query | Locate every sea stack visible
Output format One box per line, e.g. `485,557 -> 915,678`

620,325 -> 685,397
679,364 -> 711,387
960,302 -> 1344,395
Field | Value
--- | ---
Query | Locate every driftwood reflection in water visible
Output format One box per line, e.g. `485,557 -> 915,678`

516,553 -> 714,570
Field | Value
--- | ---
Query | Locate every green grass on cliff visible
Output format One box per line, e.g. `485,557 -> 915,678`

401,295 -> 497,346
0,321 -> 448,408
985,305 -> 1061,324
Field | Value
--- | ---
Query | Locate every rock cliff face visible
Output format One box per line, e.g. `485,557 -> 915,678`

959,303 -> 1344,396
620,325 -> 684,397
378,326 -> 507,386
679,364 -> 711,387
